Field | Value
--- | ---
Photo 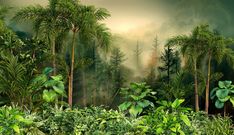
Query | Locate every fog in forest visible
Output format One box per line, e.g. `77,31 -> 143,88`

1,0 -> 234,72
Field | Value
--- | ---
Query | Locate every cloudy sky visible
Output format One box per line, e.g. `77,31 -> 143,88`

1,0 -> 234,70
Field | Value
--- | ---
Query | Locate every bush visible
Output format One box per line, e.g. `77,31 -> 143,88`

36,106 -> 144,135
189,112 -> 234,135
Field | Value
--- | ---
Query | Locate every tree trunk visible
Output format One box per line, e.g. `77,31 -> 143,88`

52,38 -> 56,75
68,31 -> 77,106
167,45 -> 170,84
205,54 -> 212,113
82,71 -> 87,106
194,59 -> 199,112
224,102 -> 227,117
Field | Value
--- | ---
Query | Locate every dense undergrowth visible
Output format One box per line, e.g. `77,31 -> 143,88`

1,104 -> 234,135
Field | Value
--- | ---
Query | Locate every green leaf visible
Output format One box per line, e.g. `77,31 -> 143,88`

43,90 -> 57,102
43,67 -> 53,75
218,96 -> 230,102
178,129 -> 185,135
51,75 -> 63,81
171,99 -> 184,108
156,127 -> 164,134
218,81 -> 226,88
11,124 -> 20,133
44,80 -> 57,87
15,115 -> 24,121
210,87 -> 218,100
32,74 -> 47,83
53,86 -> 65,95
180,114 -> 191,127
129,105 -> 142,117
137,100 -> 151,108
215,100 -> 224,109
118,102 -> 132,111
224,81 -> 232,88
230,97 -> 234,107
216,89 -> 229,99
130,95 -> 140,100
170,127 -> 177,132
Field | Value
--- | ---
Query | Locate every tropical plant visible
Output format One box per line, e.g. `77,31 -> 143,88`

145,99 -> 192,135
202,27 -> 234,113
189,112 -> 234,135
118,82 -> 156,117
0,106 -> 33,134
167,25 -> 210,112
14,0 -> 68,75
57,0 -> 111,106
32,67 -> 66,104
210,81 -> 234,116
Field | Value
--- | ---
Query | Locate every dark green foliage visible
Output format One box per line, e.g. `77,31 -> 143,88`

142,99 -> 192,135
110,48 -> 126,92
0,106 -> 35,134
210,81 -> 234,109
189,112 -> 234,135
158,45 -> 181,84
119,82 -> 155,117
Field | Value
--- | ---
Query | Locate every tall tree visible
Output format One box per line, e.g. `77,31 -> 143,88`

167,25 -> 207,112
110,48 -> 126,95
14,0 -> 67,75
201,27 -> 234,113
58,0 -> 110,106
134,41 -> 143,72
158,44 -> 181,84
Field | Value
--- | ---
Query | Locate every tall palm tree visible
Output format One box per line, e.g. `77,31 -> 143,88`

202,27 -> 234,113
13,0 -> 67,75
168,25 -> 207,112
57,0 -> 111,106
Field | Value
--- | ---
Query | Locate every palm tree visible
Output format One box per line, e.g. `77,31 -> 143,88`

168,25 -> 207,112
202,27 -> 234,113
57,0 -> 111,106
13,0 -> 67,75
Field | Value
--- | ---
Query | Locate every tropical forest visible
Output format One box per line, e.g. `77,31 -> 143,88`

1,0 -> 234,134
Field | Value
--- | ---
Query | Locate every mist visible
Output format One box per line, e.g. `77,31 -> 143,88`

1,0 -> 234,73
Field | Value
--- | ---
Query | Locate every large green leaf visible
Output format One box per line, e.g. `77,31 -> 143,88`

118,102 -> 132,111
215,100 -> 224,109
210,87 -> 218,100
42,90 -> 57,102
51,75 -> 63,81
218,81 -> 225,88
218,96 -> 230,102
43,67 -> 53,75
137,100 -> 151,108
216,89 -> 229,99
180,114 -> 191,127
171,99 -> 184,109
129,105 -> 142,117
230,97 -> 234,107
11,124 -> 20,133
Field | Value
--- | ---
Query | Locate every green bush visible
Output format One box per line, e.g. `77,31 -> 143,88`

0,105 -> 43,135
143,99 -> 192,135
189,112 -> 234,135
35,106 -> 145,135
119,82 -> 156,117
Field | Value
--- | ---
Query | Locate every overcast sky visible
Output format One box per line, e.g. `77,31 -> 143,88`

1,0 -> 234,70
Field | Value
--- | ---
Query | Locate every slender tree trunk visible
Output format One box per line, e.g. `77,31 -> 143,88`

82,71 -> 87,106
205,54 -> 212,113
52,37 -> 56,75
167,46 -> 170,84
194,59 -> 199,112
224,103 -> 227,117
68,30 -> 77,106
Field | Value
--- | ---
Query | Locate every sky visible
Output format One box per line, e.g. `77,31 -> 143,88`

1,0 -> 234,72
